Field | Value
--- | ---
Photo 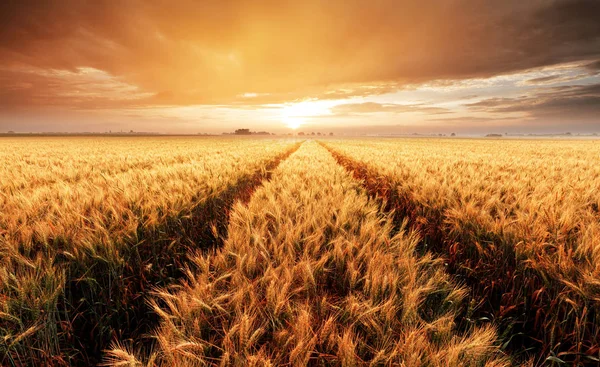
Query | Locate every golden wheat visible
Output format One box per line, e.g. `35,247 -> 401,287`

323,138 -> 600,364
6,136 -> 591,366
115,141 -> 508,366
0,136 -> 298,366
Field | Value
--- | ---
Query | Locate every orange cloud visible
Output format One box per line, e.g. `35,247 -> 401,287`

330,102 -> 450,115
1,0 -> 599,110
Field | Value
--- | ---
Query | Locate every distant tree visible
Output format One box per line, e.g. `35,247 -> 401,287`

565,132 -> 572,136
311,132 -> 316,136
317,132 -> 321,136
235,129 -> 252,135
298,132 -> 305,136
329,132 -> 334,136
451,133 -> 456,136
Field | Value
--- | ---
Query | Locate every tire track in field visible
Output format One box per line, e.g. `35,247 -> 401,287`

65,142 -> 304,366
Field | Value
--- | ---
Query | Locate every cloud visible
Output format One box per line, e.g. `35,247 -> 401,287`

0,66 -> 153,110
523,75 -> 565,85
427,116 -> 520,123
0,0 -> 599,109
585,60 -> 600,72
465,83 -> 600,119
330,102 -> 450,115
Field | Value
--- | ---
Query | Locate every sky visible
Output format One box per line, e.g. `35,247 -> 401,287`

0,0 -> 599,135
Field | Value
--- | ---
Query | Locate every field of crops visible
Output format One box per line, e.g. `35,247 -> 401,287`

1,136 -> 599,366
323,138 -> 600,365
0,137 -> 300,366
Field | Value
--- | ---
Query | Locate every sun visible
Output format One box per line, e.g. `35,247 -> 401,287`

280,101 -> 331,130
284,117 -> 302,129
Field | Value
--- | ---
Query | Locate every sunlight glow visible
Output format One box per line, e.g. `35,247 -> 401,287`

284,117 -> 302,129
280,100 -> 333,129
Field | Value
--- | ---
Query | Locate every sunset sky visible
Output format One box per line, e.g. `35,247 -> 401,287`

1,0 -> 599,134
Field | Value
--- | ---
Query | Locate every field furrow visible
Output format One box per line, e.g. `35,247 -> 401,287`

112,141 -> 508,366
321,139 -> 600,365
0,138 -> 301,366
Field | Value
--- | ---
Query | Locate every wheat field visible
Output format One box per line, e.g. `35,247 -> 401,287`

322,138 -> 600,366
1,136 -> 599,366
0,137 -> 299,366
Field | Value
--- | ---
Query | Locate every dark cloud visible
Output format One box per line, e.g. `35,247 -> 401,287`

524,75 -> 564,85
585,60 -> 600,72
466,83 -> 600,118
0,0 -> 599,108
